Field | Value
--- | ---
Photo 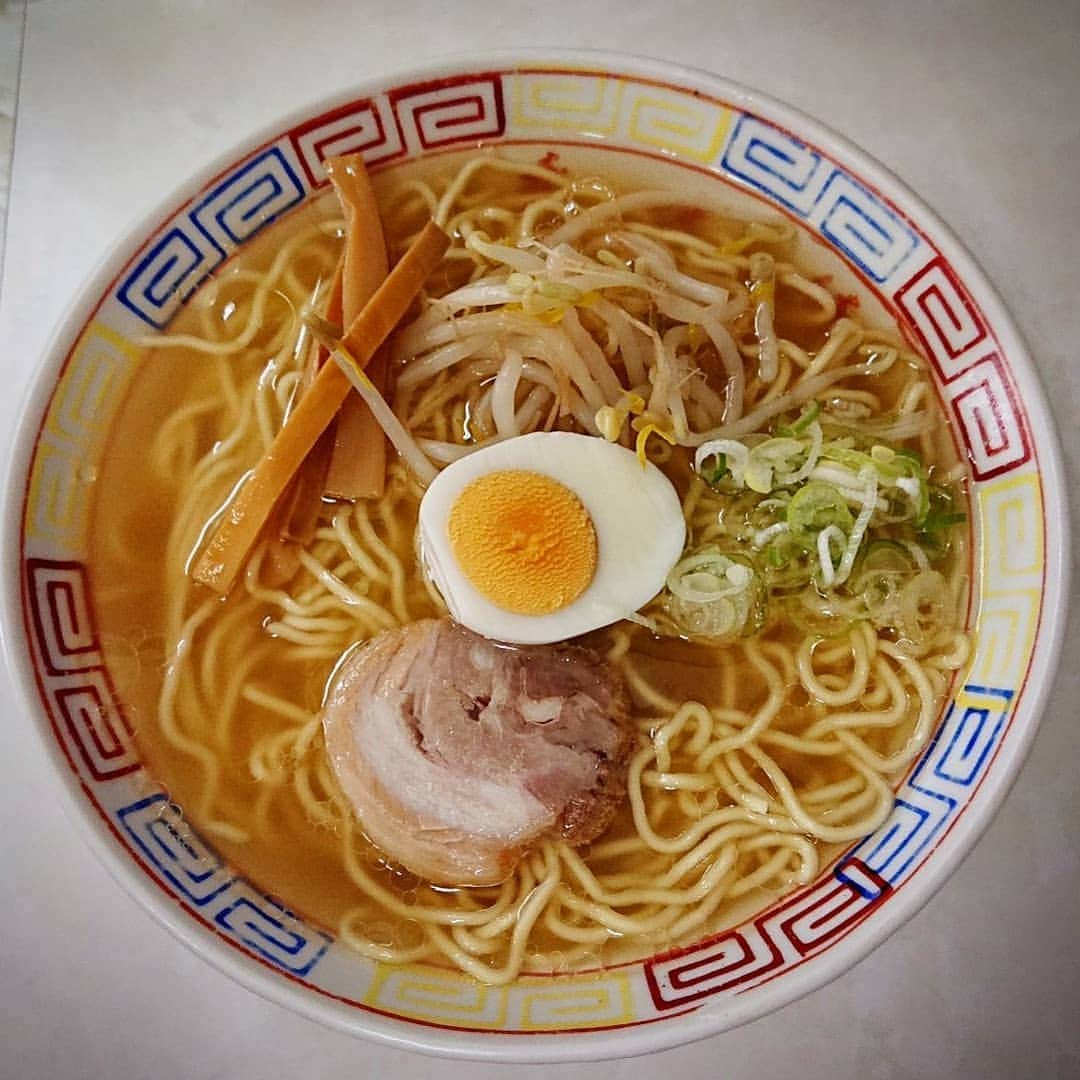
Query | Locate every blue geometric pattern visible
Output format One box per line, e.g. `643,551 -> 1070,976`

190,147 -> 304,252
721,112 -> 923,284
834,858 -> 889,900
117,223 -> 223,330
721,114 -> 828,215
842,683 -> 1014,884
22,66 -> 1048,1033
855,785 -> 955,884
215,884 -> 331,976
813,172 -> 919,283
117,793 -> 331,977
933,685 -> 1011,785
117,145 -> 305,329
118,793 -> 233,905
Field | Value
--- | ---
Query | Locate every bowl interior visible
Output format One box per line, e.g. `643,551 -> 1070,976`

6,54 -> 1065,1060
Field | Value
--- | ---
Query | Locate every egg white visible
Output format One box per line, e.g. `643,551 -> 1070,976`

418,431 -> 686,644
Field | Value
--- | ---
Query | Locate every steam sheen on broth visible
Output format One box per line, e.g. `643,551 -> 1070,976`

90,150 -> 971,984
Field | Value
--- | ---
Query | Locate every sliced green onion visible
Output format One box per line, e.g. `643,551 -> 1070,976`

663,549 -> 762,641
695,439 -> 749,485
787,483 -> 854,549
922,511 -> 967,531
816,525 -> 847,588
765,545 -> 789,568
919,483 -> 965,536
859,539 -> 918,575
777,401 -> 821,437
705,452 -> 728,486
831,467 -> 879,586
894,570 -> 951,647
785,588 -> 859,639
680,420 -> 964,640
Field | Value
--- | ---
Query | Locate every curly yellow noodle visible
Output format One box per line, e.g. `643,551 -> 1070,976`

100,153 -> 974,988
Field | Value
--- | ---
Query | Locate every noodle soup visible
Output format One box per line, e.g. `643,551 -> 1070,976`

89,148 -> 971,983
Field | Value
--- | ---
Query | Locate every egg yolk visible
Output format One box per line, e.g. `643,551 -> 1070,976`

446,470 -> 598,615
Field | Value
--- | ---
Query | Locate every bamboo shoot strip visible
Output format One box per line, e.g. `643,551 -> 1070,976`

305,315 -> 439,487
324,154 -> 392,500
325,349 -> 391,499
279,257 -> 345,546
192,220 -> 450,595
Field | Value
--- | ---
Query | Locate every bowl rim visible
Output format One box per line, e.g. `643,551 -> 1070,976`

1,46 -> 1071,1062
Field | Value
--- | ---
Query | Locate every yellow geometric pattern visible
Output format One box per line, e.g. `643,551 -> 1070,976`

365,962 -> 637,1030
50,321 -> 139,439
979,473 -> 1044,577
971,594 -> 1040,688
508,71 -> 732,165
971,473 -> 1044,688
515,972 -> 635,1030
18,70 -> 1054,1034
511,71 -> 625,135
365,965 -> 510,1029
26,440 -> 89,548
628,92 -> 731,163
26,320 -> 140,548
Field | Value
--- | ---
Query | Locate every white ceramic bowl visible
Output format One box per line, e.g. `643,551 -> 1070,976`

3,51 -> 1070,1061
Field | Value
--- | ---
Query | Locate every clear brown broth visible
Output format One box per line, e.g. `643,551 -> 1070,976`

89,152 -> 970,963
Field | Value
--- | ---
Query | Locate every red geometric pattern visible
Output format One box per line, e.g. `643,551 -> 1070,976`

765,858 -> 889,957
54,673 -> 132,768
894,257 -> 993,380
945,355 -> 1030,479
27,558 -> 101,674
288,96 -> 405,188
893,256 -> 1030,480
391,73 -> 505,151
645,859 -> 890,1010
285,73 -> 505,189
644,925 -> 784,1008
25,63 -> 1049,1038
25,558 -> 138,781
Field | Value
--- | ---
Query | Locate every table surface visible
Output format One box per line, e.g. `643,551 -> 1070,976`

2,3 -> 1078,1077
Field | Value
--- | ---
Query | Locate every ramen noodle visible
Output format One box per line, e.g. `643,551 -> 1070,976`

90,151 -> 971,985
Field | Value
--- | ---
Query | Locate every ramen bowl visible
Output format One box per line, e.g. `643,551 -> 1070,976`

2,51 -> 1069,1061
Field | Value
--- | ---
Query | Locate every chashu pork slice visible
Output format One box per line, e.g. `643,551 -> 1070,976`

321,618 -> 633,886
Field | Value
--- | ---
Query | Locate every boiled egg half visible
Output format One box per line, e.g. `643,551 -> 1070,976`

418,431 -> 686,644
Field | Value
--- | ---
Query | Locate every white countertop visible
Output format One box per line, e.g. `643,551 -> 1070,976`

2,3 -> 1078,1076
